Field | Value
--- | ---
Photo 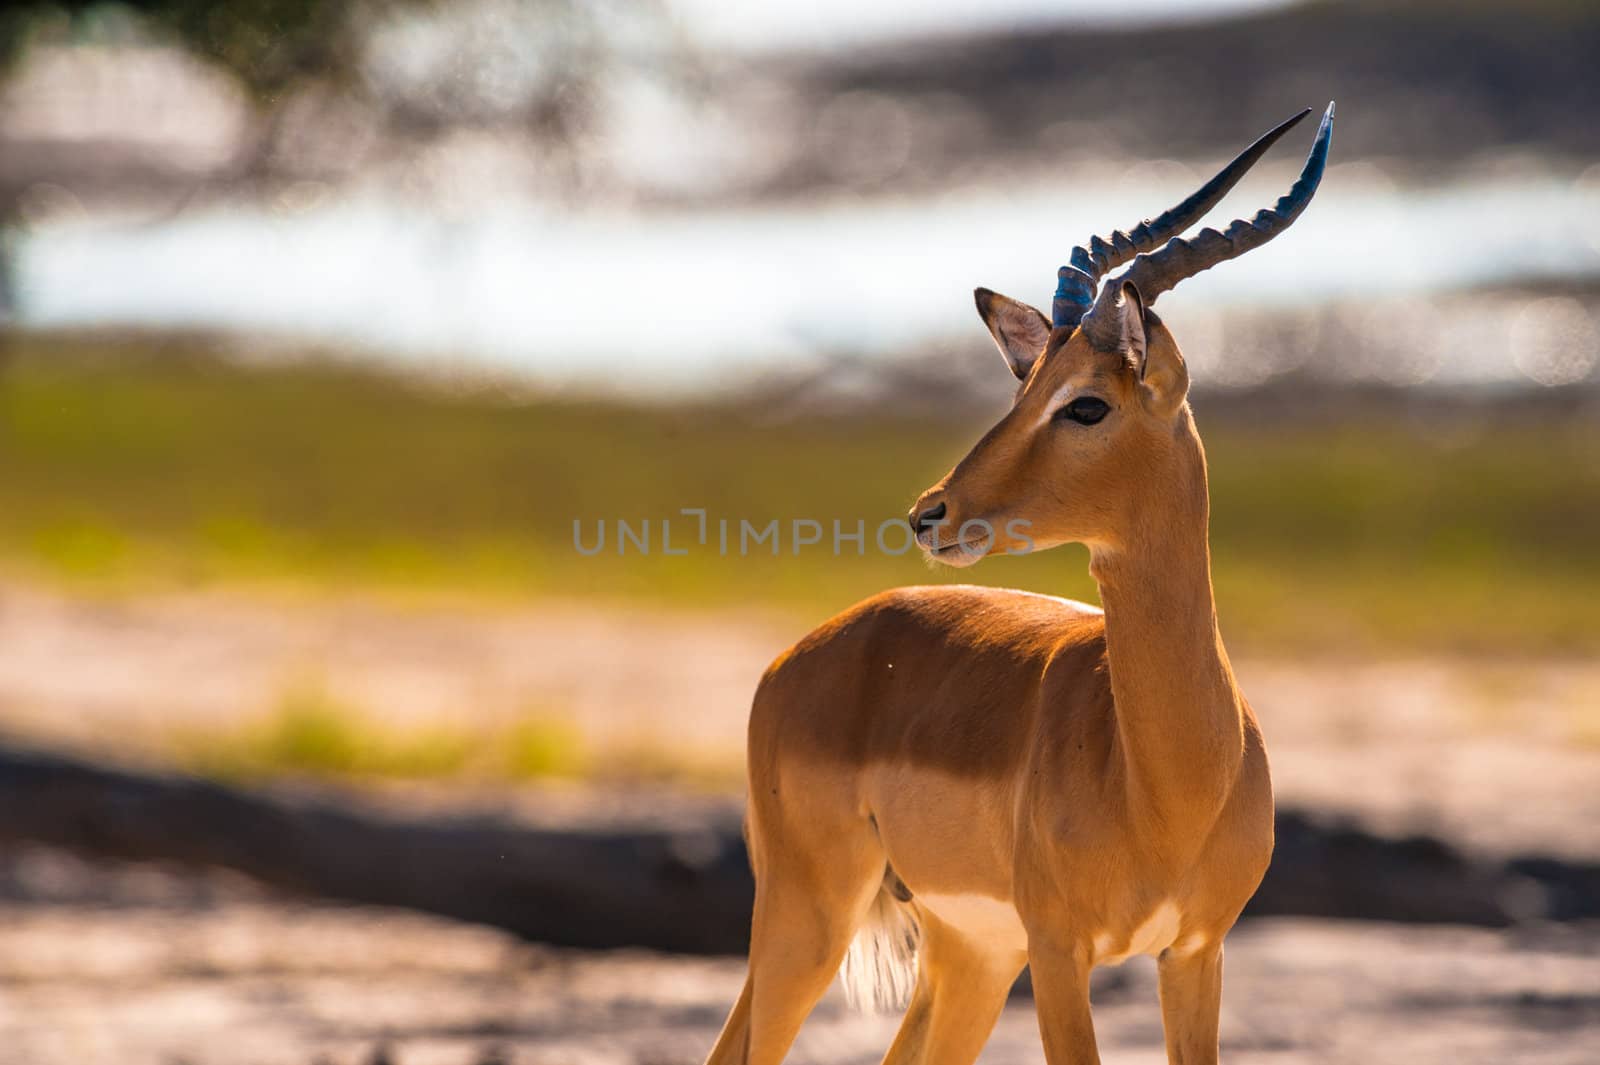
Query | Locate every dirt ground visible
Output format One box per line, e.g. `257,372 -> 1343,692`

1,845 -> 1597,1065
1,581 -> 1597,857
1,583 -> 1598,1063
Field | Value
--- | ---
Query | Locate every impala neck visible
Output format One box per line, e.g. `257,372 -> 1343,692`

1088,417 -> 1244,826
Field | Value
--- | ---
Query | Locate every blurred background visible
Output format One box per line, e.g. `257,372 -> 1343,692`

0,1 -> 1598,1063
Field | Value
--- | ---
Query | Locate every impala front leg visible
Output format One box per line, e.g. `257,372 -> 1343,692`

1027,938 -> 1101,1065
1156,943 -> 1224,1065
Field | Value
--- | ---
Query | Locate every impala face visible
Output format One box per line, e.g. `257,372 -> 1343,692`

910,283 -> 1192,566
904,102 -> 1334,571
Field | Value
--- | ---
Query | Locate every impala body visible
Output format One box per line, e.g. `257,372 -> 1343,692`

706,105 -> 1335,1065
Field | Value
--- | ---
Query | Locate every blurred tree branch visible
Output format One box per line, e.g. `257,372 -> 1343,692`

0,0 -> 696,315
1,0 -> 370,99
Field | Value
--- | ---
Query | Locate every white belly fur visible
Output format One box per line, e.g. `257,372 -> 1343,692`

1093,901 -> 1183,965
915,894 -> 1186,967
916,892 -> 1030,956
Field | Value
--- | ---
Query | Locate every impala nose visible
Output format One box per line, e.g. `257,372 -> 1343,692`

911,500 -> 947,534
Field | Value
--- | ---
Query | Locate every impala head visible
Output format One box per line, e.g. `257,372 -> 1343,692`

911,103 -> 1335,566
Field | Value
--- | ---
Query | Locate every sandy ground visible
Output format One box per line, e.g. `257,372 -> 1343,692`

1,846 -> 1597,1065
1,583 -> 1598,1063
0,581 -> 1597,858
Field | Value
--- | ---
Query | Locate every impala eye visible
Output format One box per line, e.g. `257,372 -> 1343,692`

1055,396 -> 1110,426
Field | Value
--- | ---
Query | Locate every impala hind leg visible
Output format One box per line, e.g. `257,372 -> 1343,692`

878,910 -> 1023,1065
704,811 -> 881,1065
1156,943 -> 1224,1065
704,977 -> 754,1065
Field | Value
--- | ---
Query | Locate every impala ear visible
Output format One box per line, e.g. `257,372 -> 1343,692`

974,287 -> 1050,381
1138,305 -> 1190,417
1105,281 -> 1148,368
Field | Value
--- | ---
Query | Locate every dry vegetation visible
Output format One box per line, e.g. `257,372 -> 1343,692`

2,333 -> 1598,656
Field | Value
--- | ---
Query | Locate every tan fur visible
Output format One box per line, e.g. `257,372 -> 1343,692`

704,303 -> 1274,1065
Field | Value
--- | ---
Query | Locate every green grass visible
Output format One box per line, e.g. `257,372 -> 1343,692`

173,679 -> 749,785
176,681 -> 591,783
2,332 -> 1598,656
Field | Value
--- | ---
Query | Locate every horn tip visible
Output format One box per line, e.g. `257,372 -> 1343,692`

1313,102 -> 1336,148
1271,107 -> 1313,137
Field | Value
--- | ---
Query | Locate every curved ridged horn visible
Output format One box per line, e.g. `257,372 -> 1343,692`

1081,101 -> 1336,349
1051,106 -> 1313,330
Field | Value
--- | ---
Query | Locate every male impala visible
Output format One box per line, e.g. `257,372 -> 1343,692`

706,104 -> 1335,1065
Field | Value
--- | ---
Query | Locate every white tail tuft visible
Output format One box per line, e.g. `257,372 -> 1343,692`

839,883 -> 921,1013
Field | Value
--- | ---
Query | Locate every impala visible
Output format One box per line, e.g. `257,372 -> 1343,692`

706,104 -> 1335,1065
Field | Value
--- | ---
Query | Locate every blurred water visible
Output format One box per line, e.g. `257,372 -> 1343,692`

665,0 -> 1295,53
16,168 -> 1600,394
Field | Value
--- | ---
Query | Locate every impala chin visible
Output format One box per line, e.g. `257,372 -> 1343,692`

926,536 -> 988,568
921,514 -> 1037,566
917,518 -> 996,567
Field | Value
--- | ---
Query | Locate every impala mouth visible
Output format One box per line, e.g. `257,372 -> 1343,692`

924,532 -> 992,567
